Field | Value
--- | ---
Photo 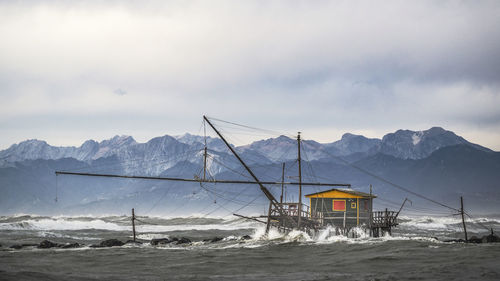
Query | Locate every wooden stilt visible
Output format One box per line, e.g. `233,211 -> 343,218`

132,208 -> 136,242
460,197 -> 468,242
265,201 -> 273,235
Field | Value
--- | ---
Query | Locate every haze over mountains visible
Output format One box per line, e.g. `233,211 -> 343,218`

0,127 -> 498,215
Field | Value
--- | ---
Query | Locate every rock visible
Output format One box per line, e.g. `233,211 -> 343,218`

482,234 -> 499,243
468,236 -> 482,243
61,243 -> 81,249
443,239 -> 465,243
125,240 -> 143,245
210,237 -> 223,243
99,239 -> 124,247
175,237 -> 191,244
22,243 -> 38,247
10,244 -> 23,249
38,240 -> 60,249
241,235 -> 252,240
151,238 -> 171,246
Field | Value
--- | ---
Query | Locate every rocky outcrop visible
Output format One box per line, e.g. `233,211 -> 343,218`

176,237 -> 191,244
150,237 -> 192,246
98,239 -> 124,247
61,242 -> 81,249
203,237 -> 223,243
241,235 -> 252,240
151,238 -> 171,246
125,240 -> 143,245
38,240 -> 60,249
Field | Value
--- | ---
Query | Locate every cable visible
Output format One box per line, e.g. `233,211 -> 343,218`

301,141 -> 460,212
206,116 -> 294,138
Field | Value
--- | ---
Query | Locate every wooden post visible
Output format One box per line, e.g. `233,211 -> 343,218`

369,184 -> 373,237
203,146 -> 207,181
265,201 -> 273,235
343,211 -> 346,229
385,208 -> 388,227
280,163 -> 285,204
297,132 -> 302,229
461,196 -> 468,242
132,208 -> 136,242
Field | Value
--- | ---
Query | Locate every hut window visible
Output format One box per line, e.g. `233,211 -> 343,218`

332,200 -> 346,211
351,202 -> 356,209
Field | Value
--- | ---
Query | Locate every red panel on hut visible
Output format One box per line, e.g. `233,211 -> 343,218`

332,200 -> 346,211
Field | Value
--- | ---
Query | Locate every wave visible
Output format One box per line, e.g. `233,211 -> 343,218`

0,216 -> 259,232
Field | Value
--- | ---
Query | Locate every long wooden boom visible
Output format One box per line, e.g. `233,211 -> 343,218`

54,171 -> 351,187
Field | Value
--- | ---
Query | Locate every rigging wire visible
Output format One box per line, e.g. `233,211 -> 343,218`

206,116 -> 294,138
465,212 -> 497,233
301,140 -> 460,212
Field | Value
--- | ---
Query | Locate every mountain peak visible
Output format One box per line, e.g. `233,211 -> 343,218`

100,135 -> 136,146
379,127 -> 477,159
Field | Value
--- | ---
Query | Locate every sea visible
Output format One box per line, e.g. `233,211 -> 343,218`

1,214 -> 499,281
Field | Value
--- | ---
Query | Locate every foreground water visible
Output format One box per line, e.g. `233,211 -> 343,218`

1,214 -> 499,280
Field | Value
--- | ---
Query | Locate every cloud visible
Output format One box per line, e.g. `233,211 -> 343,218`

0,0 -> 499,150
114,89 -> 127,96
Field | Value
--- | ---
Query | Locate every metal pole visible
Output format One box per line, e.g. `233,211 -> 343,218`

297,132 -> 302,229
461,196 -> 468,242
132,208 -> 136,242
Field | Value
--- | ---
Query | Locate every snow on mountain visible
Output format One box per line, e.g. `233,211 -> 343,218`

0,139 -> 79,164
378,127 -> 491,159
175,133 -> 227,152
325,133 -> 381,156
237,135 -> 327,162
0,127 -> 493,174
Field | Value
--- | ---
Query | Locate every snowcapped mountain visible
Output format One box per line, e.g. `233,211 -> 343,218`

237,135 -> 327,162
378,127 -> 491,159
175,133 -> 227,152
0,127 -> 492,173
0,127 -> 498,215
325,133 -> 381,156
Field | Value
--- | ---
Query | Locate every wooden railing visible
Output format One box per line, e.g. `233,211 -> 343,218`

272,203 -> 310,219
372,210 -> 398,228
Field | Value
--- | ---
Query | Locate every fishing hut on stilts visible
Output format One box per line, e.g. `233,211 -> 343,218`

55,116 -> 405,237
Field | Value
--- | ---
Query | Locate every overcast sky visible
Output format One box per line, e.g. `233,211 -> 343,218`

1,0 -> 499,150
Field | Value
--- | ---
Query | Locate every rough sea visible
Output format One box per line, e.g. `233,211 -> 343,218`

1,214 -> 499,280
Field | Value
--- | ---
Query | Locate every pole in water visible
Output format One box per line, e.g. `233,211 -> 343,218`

369,184 -> 373,237
265,201 -> 273,235
132,208 -> 136,242
297,132 -> 302,229
280,163 -> 285,204
460,196 -> 468,242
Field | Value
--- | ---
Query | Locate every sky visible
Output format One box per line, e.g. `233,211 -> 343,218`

1,0 -> 499,150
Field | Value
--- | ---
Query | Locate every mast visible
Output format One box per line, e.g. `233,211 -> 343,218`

203,120 -> 207,181
203,116 -> 295,226
297,132 -> 302,229
203,146 -> 207,181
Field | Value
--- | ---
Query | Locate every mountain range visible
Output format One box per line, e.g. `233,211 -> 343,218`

0,127 -> 498,215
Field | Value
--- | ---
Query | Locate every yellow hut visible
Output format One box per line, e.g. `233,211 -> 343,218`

305,188 -> 376,228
